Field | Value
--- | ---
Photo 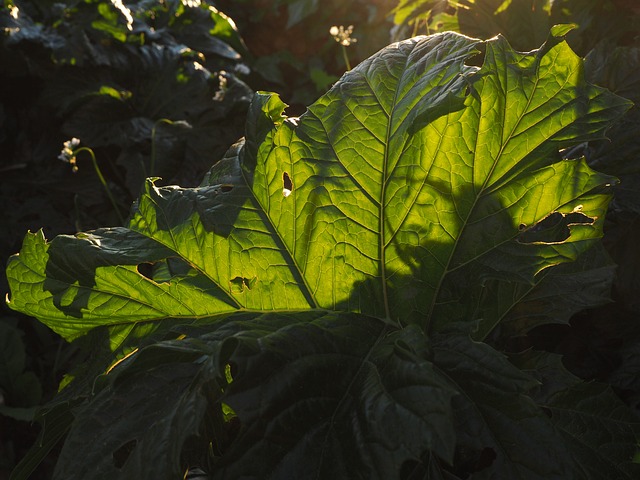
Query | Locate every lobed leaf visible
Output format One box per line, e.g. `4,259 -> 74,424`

51,313 -> 457,480
6,30 -> 630,341
5,29 -> 636,479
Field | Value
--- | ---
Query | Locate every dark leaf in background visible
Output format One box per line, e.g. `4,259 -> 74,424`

432,333 -> 577,479
513,350 -> 640,480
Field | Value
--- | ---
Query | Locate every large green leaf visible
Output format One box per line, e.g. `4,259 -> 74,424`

6,30 -> 630,340
6,24 -> 638,480
50,312 -> 457,480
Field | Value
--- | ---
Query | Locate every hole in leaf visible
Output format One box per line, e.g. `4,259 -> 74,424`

137,262 -> 154,279
475,447 -> 497,471
282,171 -> 293,197
229,276 -> 257,294
464,42 -> 485,67
219,184 -> 234,193
113,439 -> 137,469
517,211 -> 594,244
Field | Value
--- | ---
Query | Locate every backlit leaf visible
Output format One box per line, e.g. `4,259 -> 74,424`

5,28 -> 635,480
7,31 -> 630,340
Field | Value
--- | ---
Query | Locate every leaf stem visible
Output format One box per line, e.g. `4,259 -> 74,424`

341,45 -> 352,71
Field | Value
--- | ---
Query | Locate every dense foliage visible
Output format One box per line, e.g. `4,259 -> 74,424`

2,1 -> 640,479
0,0 -> 251,474
0,0 -> 251,233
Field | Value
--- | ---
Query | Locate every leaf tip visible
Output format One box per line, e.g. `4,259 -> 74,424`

550,23 -> 578,38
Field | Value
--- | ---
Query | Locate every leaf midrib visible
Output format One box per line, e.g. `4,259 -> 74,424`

424,53 -> 542,332
378,52 -> 415,323
241,149 -> 320,310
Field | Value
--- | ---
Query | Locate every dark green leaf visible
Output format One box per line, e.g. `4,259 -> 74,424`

512,349 -> 640,479
49,313 -> 456,480
478,243 -> 616,341
52,343 -> 221,480
545,383 -> 640,479
585,43 -> 640,212
432,334 -> 577,479
218,315 -> 456,479
0,322 -> 42,407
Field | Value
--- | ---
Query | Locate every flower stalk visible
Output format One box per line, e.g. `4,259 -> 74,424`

330,25 -> 357,71
59,138 -> 126,225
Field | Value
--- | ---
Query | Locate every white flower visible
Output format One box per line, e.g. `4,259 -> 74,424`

58,138 -> 81,172
330,25 -> 357,47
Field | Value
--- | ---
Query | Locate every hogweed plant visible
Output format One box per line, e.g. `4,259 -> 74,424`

7,27 -> 640,480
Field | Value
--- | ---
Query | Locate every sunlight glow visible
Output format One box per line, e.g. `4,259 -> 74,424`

111,0 -> 133,31
106,348 -> 139,374
4,4 -> 20,33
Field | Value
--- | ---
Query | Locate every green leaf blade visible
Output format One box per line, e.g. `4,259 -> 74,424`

7,30 -> 631,341
281,33 -> 482,321
6,229 -> 236,340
